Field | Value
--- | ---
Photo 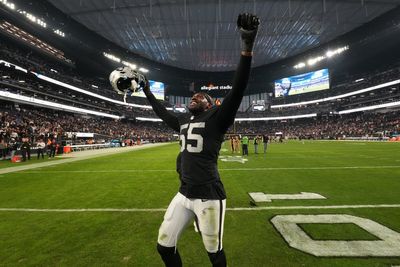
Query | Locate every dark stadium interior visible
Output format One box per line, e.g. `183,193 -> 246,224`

1,0 -> 400,152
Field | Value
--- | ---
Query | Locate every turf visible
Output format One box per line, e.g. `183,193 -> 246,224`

0,140 -> 400,266
0,155 -> 63,169
298,223 -> 379,240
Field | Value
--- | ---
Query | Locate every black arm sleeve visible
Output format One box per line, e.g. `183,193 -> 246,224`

215,55 -> 252,132
144,90 -> 180,132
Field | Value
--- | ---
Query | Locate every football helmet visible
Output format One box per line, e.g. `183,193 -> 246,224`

109,66 -> 146,95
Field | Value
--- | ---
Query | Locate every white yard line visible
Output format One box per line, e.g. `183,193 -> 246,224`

18,165 -> 400,173
219,166 -> 400,171
0,143 -> 171,175
1,204 -> 400,213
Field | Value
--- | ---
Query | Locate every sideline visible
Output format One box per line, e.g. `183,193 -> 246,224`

0,143 -> 172,175
18,165 -> 400,174
1,204 -> 400,213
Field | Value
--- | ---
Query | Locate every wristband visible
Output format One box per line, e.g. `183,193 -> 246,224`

241,51 -> 253,57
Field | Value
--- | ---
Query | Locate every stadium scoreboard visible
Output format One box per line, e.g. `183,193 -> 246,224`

274,69 -> 330,97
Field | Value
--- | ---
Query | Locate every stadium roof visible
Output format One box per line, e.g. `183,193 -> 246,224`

47,0 -> 400,72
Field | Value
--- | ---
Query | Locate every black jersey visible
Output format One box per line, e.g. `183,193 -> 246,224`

144,55 -> 253,200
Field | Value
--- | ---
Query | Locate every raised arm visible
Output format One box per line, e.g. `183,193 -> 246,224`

216,13 -> 260,132
143,80 -> 180,132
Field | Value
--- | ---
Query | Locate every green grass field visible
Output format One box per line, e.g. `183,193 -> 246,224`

1,141 -> 400,266
0,156 -> 62,169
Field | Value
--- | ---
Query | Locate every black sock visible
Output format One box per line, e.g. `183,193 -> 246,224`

207,249 -> 227,267
157,243 -> 182,267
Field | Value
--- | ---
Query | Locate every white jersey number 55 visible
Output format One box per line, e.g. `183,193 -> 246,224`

180,123 -> 205,153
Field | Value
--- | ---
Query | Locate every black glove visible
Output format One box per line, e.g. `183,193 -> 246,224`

237,13 -> 260,52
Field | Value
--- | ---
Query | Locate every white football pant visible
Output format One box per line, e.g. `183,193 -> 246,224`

157,192 -> 226,253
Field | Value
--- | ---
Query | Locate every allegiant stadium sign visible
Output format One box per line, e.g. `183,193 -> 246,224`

200,84 -> 232,90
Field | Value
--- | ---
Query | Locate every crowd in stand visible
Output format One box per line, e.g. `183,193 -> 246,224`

2,38 -> 400,120
1,35 -> 400,162
1,98 -> 398,146
0,103 -> 176,160
232,111 -> 400,139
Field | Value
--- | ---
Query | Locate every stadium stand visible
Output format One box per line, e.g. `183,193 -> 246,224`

231,111 -> 399,140
1,36 -> 399,151
0,102 -> 176,159
0,6 -> 399,163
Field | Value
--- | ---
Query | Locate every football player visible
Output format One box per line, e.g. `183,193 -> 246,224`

143,13 -> 259,267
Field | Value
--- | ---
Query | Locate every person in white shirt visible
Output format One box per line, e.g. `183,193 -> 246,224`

36,139 -> 46,159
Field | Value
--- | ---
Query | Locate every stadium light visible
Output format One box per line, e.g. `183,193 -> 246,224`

325,46 -> 349,58
2,1 -> 71,38
25,13 -> 36,22
307,59 -> 316,66
307,56 -> 325,66
25,13 -> 47,28
122,61 -> 136,70
37,19 -> 46,28
0,0 -> 15,10
54,29 -> 65,37
103,52 -> 148,73
294,62 -> 306,69
326,51 -> 334,58
294,45 -> 349,68
103,52 -> 121,63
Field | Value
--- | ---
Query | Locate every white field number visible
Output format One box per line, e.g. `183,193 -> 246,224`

180,123 -> 205,153
271,214 -> 400,257
249,192 -> 326,203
